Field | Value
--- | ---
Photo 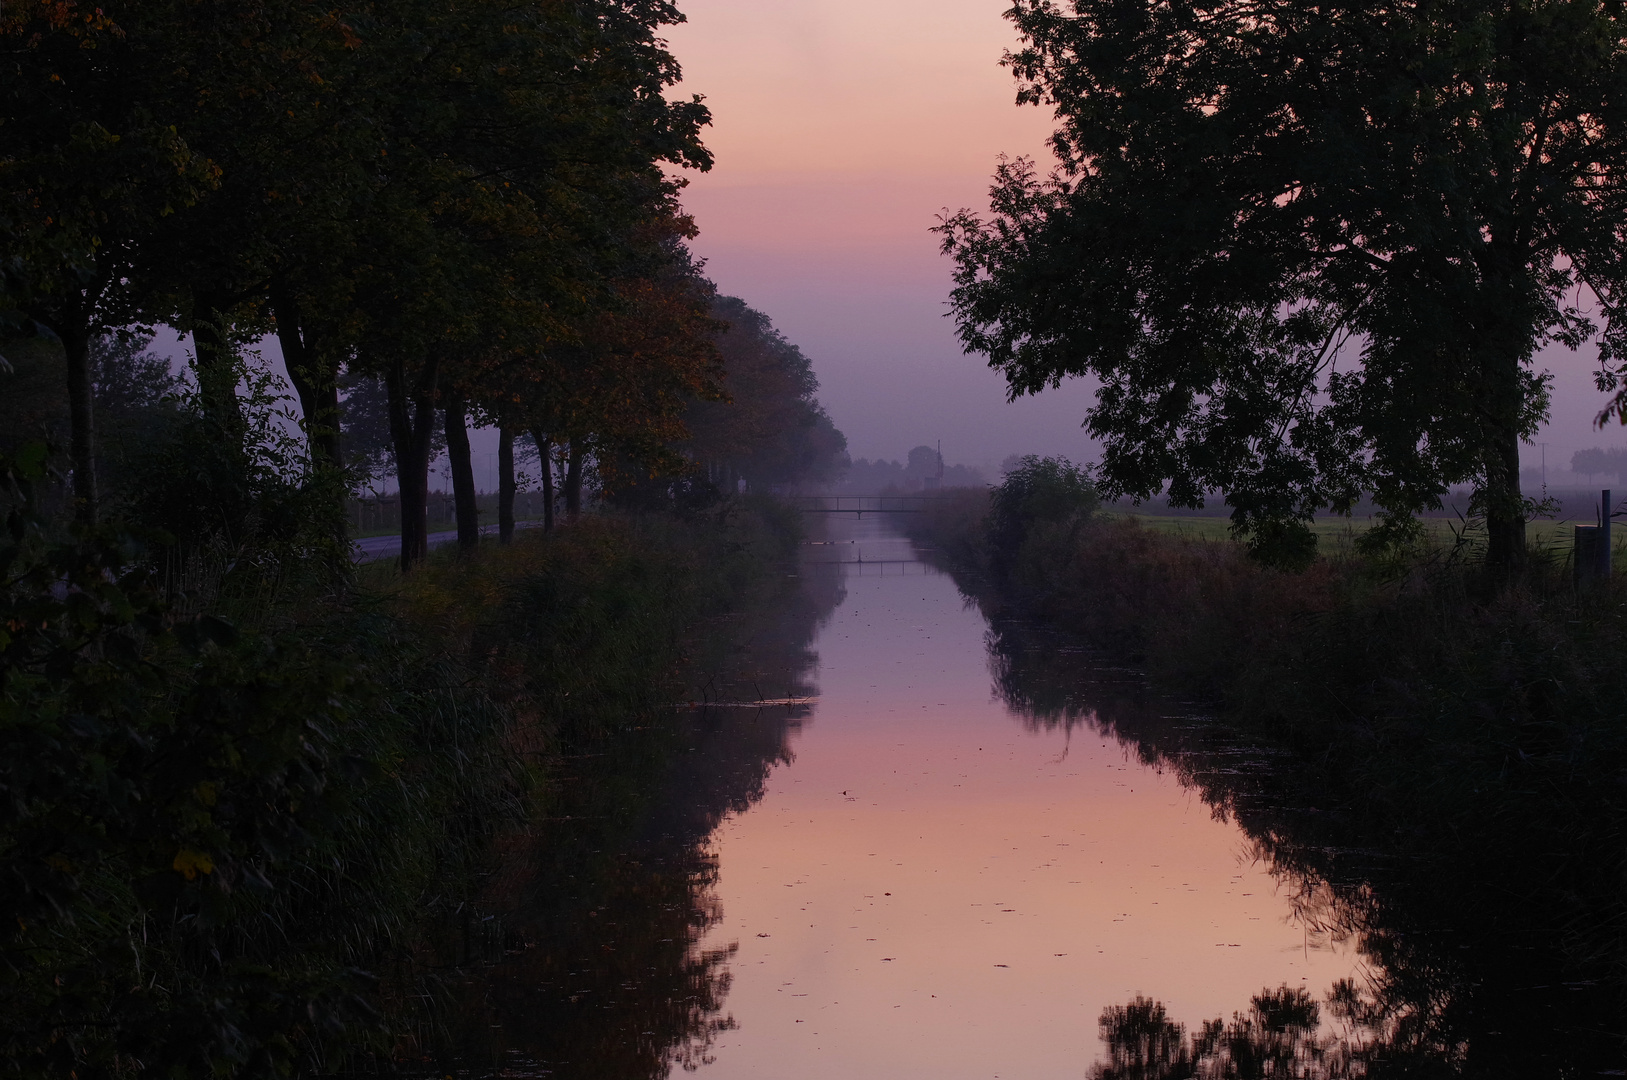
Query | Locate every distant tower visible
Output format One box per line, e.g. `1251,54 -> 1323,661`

924,440 -> 944,490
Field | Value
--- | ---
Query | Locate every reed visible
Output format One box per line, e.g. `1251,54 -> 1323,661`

0,438 -> 798,1080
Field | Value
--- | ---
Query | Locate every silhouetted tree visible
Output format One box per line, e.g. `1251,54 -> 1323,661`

939,0 -> 1627,574
684,295 -> 847,491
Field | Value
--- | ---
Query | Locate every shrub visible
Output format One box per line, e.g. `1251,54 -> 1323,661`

985,455 -> 1099,572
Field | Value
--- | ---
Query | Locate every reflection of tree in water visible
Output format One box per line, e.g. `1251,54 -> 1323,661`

409,566 -> 844,1078
979,616 -> 1620,1077
1091,984 -> 1400,1080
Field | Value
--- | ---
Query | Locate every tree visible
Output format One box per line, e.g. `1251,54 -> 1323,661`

938,0 -> 1627,572
684,296 -> 847,491
504,214 -> 724,522
1571,445 -> 1627,483
345,0 -> 710,567
2,1 -> 217,523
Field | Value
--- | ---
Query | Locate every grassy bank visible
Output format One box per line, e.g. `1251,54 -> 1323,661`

905,486 -> 1627,999
0,443 -> 798,1079
1099,507 -> 1611,554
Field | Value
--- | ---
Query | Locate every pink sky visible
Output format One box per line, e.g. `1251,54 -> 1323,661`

664,0 -> 1625,474
665,0 -> 1098,470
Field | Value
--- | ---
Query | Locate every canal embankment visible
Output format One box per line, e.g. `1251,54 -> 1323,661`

0,463 -> 801,1078
900,482 -> 1627,1055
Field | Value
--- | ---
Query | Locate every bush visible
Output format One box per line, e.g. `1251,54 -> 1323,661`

985,455 -> 1099,573
0,439 -> 799,1077
0,441 -> 531,1078
904,495 -> 1627,991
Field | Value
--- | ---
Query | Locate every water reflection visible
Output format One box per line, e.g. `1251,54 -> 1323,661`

979,616 -> 1624,1075
408,563 -> 845,1078
686,519 -> 1358,1079
418,516 -> 1622,1078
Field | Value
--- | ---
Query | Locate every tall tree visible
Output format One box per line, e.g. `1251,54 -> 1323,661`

938,0 -> 1627,572
2,1 -> 217,523
685,296 -> 847,491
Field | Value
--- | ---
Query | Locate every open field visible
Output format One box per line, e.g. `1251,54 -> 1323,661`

1101,508 -> 1622,559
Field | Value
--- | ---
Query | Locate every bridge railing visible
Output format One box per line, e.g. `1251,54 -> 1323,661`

784,494 -> 948,515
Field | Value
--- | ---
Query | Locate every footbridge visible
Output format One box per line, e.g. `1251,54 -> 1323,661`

785,494 -> 947,516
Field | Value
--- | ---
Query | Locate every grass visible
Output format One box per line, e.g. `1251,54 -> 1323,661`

0,493 -> 800,1078
1101,507 -> 1626,560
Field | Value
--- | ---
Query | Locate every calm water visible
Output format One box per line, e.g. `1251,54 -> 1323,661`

684,515 -> 1354,1078
431,513 -> 1622,1078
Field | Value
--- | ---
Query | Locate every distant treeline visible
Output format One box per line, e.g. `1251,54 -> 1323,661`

1571,447 -> 1627,483
830,445 -> 985,495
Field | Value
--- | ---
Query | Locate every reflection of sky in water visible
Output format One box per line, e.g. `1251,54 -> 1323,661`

691,516 -> 1359,1079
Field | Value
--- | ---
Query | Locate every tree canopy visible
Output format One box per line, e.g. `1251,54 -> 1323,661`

938,0 -> 1627,570
682,295 -> 848,492
1,0 -> 804,569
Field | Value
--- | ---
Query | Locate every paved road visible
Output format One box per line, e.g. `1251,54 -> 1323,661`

353,521 -> 541,563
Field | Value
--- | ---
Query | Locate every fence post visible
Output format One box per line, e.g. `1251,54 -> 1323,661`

1577,525 -> 1605,591
1604,488 -> 1613,581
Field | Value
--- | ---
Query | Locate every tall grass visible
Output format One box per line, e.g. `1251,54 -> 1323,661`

0,431 -> 798,1080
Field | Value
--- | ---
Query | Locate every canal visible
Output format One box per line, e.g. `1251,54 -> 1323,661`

432,512 -> 1621,1077
682,514 -> 1354,1077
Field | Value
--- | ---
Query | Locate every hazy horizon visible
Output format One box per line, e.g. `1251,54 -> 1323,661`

665,0 -> 1627,476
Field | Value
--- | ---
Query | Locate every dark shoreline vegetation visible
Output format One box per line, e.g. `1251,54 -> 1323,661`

2,1 -> 859,1070
904,468 -> 1627,1074
0,435 -> 805,1076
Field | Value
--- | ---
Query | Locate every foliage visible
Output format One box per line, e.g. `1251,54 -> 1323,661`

112,350 -> 350,604
904,500 -> 1627,998
683,296 -> 848,491
0,0 -> 838,1069
1571,445 -> 1627,483
1089,986 -> 1373,1080
0,441 -> 508,1076
937,0 -> 1627,572
985,454 -> 1099,572
336,371 -> 402,495
0,432 -> 801,1076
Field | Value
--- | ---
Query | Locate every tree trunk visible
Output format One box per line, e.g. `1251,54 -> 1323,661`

564,436 -> 585,521
531,429 -> 555,532
1476,269 -> 1531,582
498,425 -> 516,544
385,355 -> 439,572
1484,424 -> 1527,578
443,395 -> 479,553
270,280 -> 342,471
59,301 -> 98,526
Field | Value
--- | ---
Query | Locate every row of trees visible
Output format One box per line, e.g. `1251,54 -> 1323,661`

1571,445 -> 1627,483
4,0 -> 811,570
337,291 -> 848,514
